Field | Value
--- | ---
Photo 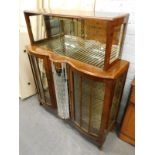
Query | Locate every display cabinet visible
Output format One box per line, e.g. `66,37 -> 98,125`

24,10 -> 129,148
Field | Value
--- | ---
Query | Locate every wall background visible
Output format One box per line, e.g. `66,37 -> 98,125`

19,0 -> 135,123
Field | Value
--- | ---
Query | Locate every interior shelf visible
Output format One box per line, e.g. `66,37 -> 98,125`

38,35 -> 119,69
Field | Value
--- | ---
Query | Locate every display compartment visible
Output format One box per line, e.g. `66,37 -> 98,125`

69,68 -> 105,137
28,51 -> 57,108
24,10 -> 129,70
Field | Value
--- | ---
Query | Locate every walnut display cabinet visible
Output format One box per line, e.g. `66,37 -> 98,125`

24,9 -> 129,148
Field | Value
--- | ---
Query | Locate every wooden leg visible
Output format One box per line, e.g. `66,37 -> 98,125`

97,135 -> 106,150
40,102 -> 43,105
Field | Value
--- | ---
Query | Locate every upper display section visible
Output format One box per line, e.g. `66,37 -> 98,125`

24,10 -> 129,70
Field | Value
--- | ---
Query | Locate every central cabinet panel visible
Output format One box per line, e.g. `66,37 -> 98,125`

70,69 -> 105,136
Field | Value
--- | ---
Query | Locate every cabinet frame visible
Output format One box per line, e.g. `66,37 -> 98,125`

24,10 -> 130,148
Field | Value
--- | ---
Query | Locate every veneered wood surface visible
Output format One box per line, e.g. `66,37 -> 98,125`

119,103 -> 135,145
119,80 -> 135,145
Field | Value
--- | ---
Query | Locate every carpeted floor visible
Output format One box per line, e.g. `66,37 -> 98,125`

19,95 -> 135,155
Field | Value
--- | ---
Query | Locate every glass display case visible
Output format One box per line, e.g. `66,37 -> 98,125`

24,10 -> 129,148
24,10 -> 129,70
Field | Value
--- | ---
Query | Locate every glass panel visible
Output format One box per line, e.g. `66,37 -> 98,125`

108,74 -> 126,128
84,19 -> 107,44
90,81 -> 105,134
30,55 -> 51,105
31,55 -> 45,102
81,78 -> 90,130
73,72 -> 80,124
29,15 -> 47,41
73,71 -> 105,135
37,58 -> 51,105
37,17 -> 107,69
110,24 -> 124,63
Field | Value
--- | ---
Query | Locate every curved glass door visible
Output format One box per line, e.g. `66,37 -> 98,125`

28,54 -> 52,106
71,70 -> 105,136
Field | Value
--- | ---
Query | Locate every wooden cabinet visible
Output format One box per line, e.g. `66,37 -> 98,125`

119,80 -> 135,145
24,10 -> 129,148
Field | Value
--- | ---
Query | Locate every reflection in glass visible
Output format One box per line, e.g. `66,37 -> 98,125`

29,15 -> 125,69
81,78 -> 90,130
29,15 -> 47,41
30,55 -> 51,105
90,81 -> 105,134
37,58 -> 51,105
108,74 -> 126,128
73,72 -> 105,135
110,24 -> 124,63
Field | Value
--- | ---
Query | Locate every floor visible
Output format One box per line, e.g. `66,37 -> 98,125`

19,95 -> 135,155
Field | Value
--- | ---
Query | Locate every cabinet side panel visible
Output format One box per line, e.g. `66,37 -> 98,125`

108,73 -> 126,129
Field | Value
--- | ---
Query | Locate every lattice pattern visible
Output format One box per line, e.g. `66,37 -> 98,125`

39,35 -> 119,69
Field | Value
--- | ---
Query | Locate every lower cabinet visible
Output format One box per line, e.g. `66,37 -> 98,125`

27,51 -> 129,148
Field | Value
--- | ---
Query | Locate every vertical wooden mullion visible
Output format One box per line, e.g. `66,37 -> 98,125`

79,75 -> 82,127
104,21 -> 114,70
88,80 -> 93,132
69,68 -> 75,120
97,80 -> 115,147
43,56 -> 57,108
24,13 -> 34,44
119,23 -> 128,58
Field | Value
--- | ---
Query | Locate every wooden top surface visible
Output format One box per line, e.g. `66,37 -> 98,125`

24,9 -> 129,21
27,44 -> 129,80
